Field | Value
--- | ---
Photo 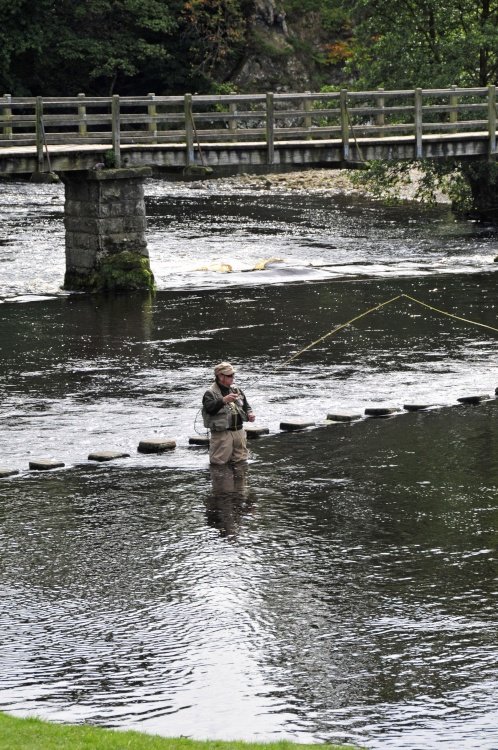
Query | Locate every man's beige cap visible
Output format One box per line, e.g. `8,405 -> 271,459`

214,361 -> 235,376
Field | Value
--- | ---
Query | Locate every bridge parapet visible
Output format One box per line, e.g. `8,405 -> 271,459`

1,86 -> 498,175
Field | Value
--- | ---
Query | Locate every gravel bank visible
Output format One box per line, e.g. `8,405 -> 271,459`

194,168 -> 451,203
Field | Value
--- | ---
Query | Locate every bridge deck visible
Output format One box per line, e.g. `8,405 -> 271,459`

0,131 -> 491,175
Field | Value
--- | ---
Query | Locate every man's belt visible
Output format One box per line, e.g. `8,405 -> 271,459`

229,425 -> 243,431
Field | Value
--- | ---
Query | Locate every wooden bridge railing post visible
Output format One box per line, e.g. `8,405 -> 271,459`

148,92 -> 157,142
229,102 -> 237,141
303,93 -> 312,140
266,92 -> 275,165
340,89 -> 349,161
414,87 -> 423,158
449,84 -> 458,132
77,93 -> 87,137
184,93 -> 194,166
1,94 -> 13,139
375,88 -> 385,130
488,84 -> 496,159
111,94 -> 121,167
35,96 -> 44,172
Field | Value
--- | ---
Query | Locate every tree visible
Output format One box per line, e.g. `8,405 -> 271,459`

0,0 -> 55,94
342,0 -> 498,89
0,0 -> 260,95
0,0 -> 181,95
181,0 -> 247,81
54,0 -> 180,95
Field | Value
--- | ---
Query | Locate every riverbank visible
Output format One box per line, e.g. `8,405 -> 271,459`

0,713 -> 362,750
189,168 -> 451,204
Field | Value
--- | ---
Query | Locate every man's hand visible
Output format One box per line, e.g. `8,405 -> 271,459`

248,412 -> 256,422
223,393 -> 239,404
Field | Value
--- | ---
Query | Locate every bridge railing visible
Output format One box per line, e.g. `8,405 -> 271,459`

1,86 -> 497,166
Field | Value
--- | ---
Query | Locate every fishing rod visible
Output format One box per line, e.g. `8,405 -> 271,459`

278,292 -> 498,367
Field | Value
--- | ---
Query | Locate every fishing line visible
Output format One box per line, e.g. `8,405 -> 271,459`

278,292 -> 498,367
194,408 -> 209,436
402,293 -> 498,333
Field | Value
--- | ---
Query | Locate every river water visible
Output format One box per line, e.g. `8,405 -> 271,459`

1,176 -> 498,750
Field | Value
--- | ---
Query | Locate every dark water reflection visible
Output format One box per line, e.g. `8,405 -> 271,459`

1,401 -> 498,749
1,184 -> 498,749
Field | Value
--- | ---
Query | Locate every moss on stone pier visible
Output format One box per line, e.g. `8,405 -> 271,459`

64,251 -> 155,293
98,251 -> 155,292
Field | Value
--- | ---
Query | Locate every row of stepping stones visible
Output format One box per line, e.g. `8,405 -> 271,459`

192,390 -> 497,442
0,390 -> 495,478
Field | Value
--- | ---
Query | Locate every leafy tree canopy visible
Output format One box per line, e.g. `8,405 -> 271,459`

341,0 -> 498,89
0,0 -> 245,95
2,0 -> 498,96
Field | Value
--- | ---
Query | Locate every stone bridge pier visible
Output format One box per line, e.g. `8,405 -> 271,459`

62,167 -> 154,292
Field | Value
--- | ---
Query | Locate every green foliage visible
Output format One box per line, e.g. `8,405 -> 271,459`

0,712 -> 361,750
349,158 -> 485,217
0,0 -> 250,95
181,0 -> 247,79
211,81 -> 239,95
103,150 -> 117,169
284,0 -> 350,33
0,0 -> 56,94
349,160 -> 414,204
339,0 -> 498,89
250,29 -> 293,59
2,0 -> 498,115
0,0 -> 181,95
457,158 -> 498,218
0,0 -> 355,96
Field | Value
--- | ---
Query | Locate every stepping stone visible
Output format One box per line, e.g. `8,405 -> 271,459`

0,467 -> 19,478
189,435 -> 210,446
88,451 -> 130,462
137,438 -> 176,454
403,404 -> 433,412
280,419 -> 315,431
457,394 -> 490,405
326,411 -> 362,422
365,406 -> 399,418
245,425 -> 270,438
29,459 -> 65,471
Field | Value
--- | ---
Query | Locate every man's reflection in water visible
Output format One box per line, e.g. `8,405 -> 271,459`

205,462 -> 255,538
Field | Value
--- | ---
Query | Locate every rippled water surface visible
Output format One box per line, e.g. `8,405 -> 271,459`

1,176 -> 498,749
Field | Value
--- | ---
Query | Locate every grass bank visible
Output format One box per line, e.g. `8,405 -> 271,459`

0,712 -> 364,750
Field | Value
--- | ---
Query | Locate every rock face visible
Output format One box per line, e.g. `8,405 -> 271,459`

232,0 -> 329,92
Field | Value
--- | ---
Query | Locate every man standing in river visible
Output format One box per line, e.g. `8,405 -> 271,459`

202,362 -> 256,464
